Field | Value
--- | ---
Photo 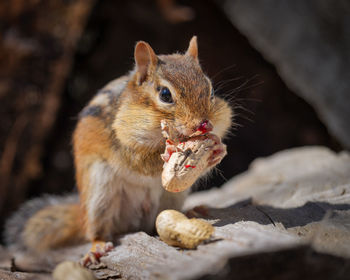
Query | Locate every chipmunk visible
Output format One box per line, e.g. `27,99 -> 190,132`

4,36 -> 232,264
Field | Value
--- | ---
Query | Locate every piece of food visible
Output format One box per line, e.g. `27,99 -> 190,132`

161,137 -> 215,192
156,209 -> 214,249
160,120 -> 222,193
53,261 -> 96,280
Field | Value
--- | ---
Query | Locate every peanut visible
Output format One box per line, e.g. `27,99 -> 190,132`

53,261 -> 96,280
161,120 -> 215,193
156,210 -> 214,249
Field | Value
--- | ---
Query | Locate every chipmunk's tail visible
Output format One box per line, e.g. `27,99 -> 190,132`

4,194 -> 86,252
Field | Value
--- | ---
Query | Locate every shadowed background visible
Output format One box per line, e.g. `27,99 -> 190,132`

0,0 -> 346,238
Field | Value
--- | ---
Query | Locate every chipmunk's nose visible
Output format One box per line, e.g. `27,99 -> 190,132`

197,120 -> 213,134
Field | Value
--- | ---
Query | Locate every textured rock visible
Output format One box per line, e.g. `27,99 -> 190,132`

3,147 -> 350,279
102,226 -> 298,279
186,146 -> 350,258
102,146 -> 350,279
0,271 -> 51,280
217,0 -> 350,148
198,246 -> 350,280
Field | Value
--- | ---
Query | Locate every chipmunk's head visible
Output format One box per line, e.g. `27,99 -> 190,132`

130,36 -> 219,139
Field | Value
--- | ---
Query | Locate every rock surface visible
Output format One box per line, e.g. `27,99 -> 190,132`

217,0 -> 350,148
186,146 -> 350,259
2,146 -> 350,279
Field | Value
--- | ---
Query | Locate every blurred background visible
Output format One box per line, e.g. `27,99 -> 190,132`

0,0 -> 348,239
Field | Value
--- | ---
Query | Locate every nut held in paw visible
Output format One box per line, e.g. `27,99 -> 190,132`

160,120 -> 225,193
162,137 -> 215,192
156,209 -> 214,249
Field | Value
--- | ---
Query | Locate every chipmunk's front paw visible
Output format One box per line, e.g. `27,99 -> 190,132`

161,140 -> 177,163
206,135 -> 227,167
81,241 -> 114,267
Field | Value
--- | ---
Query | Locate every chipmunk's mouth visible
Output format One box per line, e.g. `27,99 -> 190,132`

175,120 -> 213,140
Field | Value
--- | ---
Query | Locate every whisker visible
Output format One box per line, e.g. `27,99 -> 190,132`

219,83 -> 263,105
232,97 -> 261,103
231,82 -> 264,94
216,167 -> 228,183
214,76 -> 245,92
233,104 -> 255,115
211,64 -> 237,80
230,75 -> 260,92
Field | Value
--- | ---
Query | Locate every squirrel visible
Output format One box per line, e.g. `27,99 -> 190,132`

4,36 -> 232,264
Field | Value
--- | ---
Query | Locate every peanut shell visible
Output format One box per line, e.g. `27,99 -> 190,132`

161,120 -> 216,193
162,138 -> 215,192
53,261 -> 96,280
156,209 -> 214,249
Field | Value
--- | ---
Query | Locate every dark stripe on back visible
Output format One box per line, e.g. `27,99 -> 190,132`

97,89 -> 113,96
79,105 -> 102,119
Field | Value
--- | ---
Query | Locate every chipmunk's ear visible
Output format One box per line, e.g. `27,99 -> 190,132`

134,41 -> 158,85
186,36 -> 198,62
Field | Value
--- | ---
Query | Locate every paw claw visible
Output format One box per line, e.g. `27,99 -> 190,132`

207,134 -> 221,145
81,241 -> 114,267
161,142 -> 177,162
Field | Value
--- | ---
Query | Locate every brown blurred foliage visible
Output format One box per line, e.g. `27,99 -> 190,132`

0,0 -> 94,227
0,0 -> 341,234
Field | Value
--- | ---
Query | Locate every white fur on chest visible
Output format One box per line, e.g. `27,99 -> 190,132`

87,160 -> 165,240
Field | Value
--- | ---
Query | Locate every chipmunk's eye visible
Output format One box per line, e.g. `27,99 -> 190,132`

159,87 -> 173,104
210,88 -> 215,100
